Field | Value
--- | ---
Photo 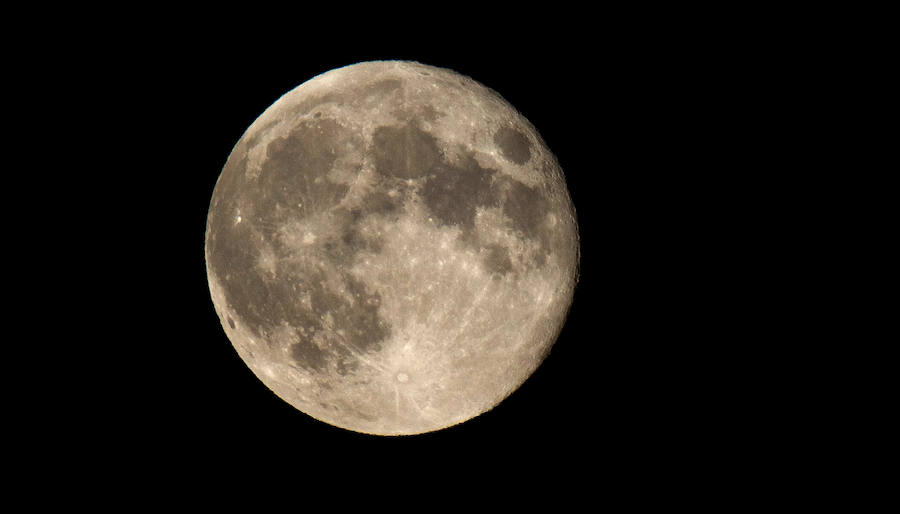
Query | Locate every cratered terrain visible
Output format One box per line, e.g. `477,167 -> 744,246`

205,60 -> 579,435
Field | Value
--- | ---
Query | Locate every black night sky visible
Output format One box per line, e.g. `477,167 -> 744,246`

64,15 -> 757,490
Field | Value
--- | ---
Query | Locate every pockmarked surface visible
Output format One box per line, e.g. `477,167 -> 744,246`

206,61 -> 579,435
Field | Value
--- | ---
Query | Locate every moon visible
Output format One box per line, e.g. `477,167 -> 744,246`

205,61 -> 579,435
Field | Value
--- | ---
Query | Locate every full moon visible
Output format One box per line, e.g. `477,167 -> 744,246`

205,61 -> 579,435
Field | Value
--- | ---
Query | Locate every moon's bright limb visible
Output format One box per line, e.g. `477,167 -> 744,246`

205,61 -> 579,435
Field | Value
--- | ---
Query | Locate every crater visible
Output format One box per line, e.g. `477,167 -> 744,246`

493,126 -> 531,165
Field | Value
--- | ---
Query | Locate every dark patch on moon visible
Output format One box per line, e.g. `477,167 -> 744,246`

372,123 -> 441,179
341,275 -> 390,352
488,175 -> 555,266
322,206 -> 389,266
227,317 -> 235,329
336,357 -> 357,376
420,154 -> 497,231
493,127 -> 532,165
282,267 -> 390,371
482,244 -> 513,276
260,118 -> 351,217
359,119 -> 552,273
491,176 -> 548,241
208,116 -> 361,249
339,224 -> 384,259
291,338 -> 328,371
358,189 -> 400,216
207,119 -> 395,374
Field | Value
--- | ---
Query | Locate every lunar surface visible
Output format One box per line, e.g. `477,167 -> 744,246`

205,61 -> 579,435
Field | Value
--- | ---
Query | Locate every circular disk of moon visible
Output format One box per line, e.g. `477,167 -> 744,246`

205,60 -> 579,435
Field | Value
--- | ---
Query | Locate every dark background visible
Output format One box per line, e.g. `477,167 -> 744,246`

158,49 -> 610,452
16,7 -> 852,502
64,17 -> 762,487
123,49 -> 612,459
